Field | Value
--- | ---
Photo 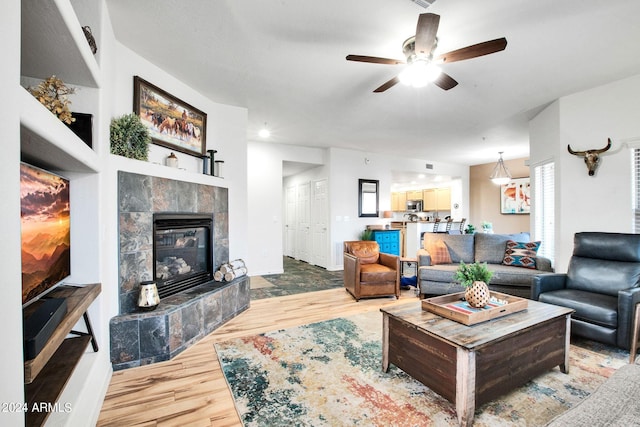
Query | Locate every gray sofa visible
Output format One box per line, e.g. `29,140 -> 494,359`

417,232 -> 553,298
545,363 -> 640,426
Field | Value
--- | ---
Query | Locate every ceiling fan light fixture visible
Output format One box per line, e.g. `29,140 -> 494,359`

490,152 -> 511,185
398,60 -> 442,88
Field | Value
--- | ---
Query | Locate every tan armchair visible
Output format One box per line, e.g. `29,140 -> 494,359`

343,241 -> 400,301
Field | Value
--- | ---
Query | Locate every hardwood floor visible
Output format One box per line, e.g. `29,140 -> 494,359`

97,287 -> 418,426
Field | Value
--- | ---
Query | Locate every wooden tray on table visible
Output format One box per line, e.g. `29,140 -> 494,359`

421,291 -> 528,325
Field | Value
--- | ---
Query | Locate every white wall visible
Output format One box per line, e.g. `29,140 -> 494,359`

0,2 -> 249,423
104,40 -> 249,309
0,0 -> 27,425
530,73 -> 640,272
247,142 -> 325,275
247,143 -> 469,274
327,147 -> 469,270
282,165 -> 329,263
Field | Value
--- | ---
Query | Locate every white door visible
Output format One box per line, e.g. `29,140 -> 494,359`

296,182 -> 311,262
284,186 -> 297,258
311,179 -> 328,267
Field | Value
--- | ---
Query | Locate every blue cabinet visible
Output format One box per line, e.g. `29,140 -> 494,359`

371,230 -> 400,255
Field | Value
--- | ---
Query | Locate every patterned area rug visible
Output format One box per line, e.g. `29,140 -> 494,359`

215,310 -> 629,426
251,256 -> 343,300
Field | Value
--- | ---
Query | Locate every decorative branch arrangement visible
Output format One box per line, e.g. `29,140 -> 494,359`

28,75 -> 76,124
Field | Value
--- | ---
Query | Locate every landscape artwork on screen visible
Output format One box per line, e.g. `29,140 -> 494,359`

20,163 -> 71,305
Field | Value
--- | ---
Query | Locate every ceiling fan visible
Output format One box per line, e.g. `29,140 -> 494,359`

346,13 -> 507,93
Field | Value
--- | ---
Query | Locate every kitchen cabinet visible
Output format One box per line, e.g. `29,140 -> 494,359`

437,188 -> 451,210
422,189 -> 436,211
406,190 -> 423,200
391,192 -> 407,211
422,188 -> 451,211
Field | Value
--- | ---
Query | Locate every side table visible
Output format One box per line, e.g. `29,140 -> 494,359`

399,256 -> 417,277
399,257 -> 418,294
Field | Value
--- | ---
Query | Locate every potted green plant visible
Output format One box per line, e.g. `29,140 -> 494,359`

454,261 -> 494,308
110,113 -> 151,160
359,229 -> 373,241
465,224 -> 476,234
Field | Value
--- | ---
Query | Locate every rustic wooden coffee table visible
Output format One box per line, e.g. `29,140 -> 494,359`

381,301 -> 574,426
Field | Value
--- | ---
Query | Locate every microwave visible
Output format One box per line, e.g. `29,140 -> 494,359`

406,200 -> 422,212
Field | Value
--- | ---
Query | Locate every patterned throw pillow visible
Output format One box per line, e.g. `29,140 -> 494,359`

502,240 -> 541,269
426,240 -> 452,265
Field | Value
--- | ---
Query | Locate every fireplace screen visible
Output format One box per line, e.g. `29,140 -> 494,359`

153,213 -> 213,298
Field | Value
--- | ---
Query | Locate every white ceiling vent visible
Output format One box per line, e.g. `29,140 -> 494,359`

410,0 -> 436,9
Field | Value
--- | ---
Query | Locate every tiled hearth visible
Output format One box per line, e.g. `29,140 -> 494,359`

110,277 -> 249,370
109,171 -> 249,370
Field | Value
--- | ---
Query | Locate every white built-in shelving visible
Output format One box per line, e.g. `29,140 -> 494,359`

20,1 -> 104,425
20,0 -> 102,172
21,0 -> 101,88
20,88 -> 100,173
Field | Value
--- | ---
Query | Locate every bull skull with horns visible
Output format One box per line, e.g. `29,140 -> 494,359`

567,138 -> 612,176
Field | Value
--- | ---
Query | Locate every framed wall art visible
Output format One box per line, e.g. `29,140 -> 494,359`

500,177 -> 530,214
133,76 -> 207,157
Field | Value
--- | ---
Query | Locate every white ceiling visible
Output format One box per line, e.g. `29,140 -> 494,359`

105,0 -> 640,167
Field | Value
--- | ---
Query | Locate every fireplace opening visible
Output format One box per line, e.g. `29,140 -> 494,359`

153,213 -> 213,298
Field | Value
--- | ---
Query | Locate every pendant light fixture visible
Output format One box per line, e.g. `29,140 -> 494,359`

490,152 -> 511,185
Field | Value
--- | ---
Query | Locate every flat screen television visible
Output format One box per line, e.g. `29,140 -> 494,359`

20,162 -> 71,306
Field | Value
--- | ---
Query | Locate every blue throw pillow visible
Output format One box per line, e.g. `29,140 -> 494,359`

502,240 -> 540,269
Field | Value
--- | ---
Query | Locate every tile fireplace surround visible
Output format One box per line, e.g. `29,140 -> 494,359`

109,171 -> 249,370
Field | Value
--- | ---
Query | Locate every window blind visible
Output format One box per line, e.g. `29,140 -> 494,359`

534,162 -> 555,263
633,149 -> 640,232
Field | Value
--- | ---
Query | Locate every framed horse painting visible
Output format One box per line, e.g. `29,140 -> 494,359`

133,76 -> 207,157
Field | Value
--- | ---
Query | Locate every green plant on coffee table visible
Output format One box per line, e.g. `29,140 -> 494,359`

110,113 -> 151,160
28,75 -> 76,125
454,261 -> 493,287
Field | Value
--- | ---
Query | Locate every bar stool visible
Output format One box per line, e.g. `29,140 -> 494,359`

459,218 -> 467,234
445,218 -> 454,233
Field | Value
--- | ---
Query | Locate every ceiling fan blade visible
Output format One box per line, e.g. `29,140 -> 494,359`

373,76 -> 400,93
435,37 -> 507,64
414,13 -> 440,56
346,55 -> 405,65
433,72 -> 458,90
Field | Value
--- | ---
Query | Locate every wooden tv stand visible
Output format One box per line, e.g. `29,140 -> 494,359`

23,283 -> 101,427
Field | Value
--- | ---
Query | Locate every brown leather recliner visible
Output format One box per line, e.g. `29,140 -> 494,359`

343,241 -> 400,301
